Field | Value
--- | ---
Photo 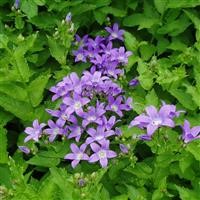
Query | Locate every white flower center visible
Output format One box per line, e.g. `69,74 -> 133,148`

111,105 -> 118,112
61,114 -> 68,120
74,101 -> 82,110
118,56 -> 124,62
76,153 -> 83,160
77,53 -> 84,61
53,128 -> 60,135
76,127 -> 81,135
152,118 -> 162,126
95,135 -> 104,141
98,150 -> 106,159
111,32 -> 118,38
87,115 -> 96,121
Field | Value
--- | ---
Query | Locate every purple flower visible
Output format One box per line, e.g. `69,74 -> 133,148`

114,47 -> 132,65
182,120 -> 200,143
64,143 -> 89,168
65,12 -> 72,23
73,47 -> 87,62
105,23 -> 124,41
119,144 -> 129,154
44,120 -> 66,142
87,36 -> 104,50
89,140 -> 117,168
63,93 -> 90,116
68,125 -> 83,142
24,120 -> 46,143
102,116 -> 118,130
129,105 -> 176,138
46,106 -> 77,127
14,0 -> 20,9
129,78 -> 139,87
86,126 -> 115,144
18,146 -> 30,154
81,104 -> 105,128
106,95 -> 131,117
75,34 -> 88,47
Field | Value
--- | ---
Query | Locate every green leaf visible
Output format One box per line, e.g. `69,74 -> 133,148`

21,0 -> 38,18
154,0 -> 168,14
48,36 -> 66,65
145,89 -> 159,106
139,43 -> 156,61
169,87 -> 197,110
167,0 -> 200,8
157,14 -> 191,36
0,127 -> 8,163
124,31 -> 138,52
93,10 -> 106,25
123,13 -> 159,29
28,74 -> 50,107
27,155 -> 60,167
99,6 -> 126,17
186,141 -> 200,161
0,82 -> 28,102
0,92 -> 34,121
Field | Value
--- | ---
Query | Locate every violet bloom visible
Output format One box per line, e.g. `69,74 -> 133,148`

73,47 -> 87,62
81,71 -> 108,87
63,93 -> 90,116
129,105 -> 175,138
102,116 -> 118,130
106,95 -> 129,117
87,36 -> 104,50
113,47 -> 132,64
104,62 -> 123,79
18,146 -> 30,154
119,144 -> 129,154
64,143 -> 89,168
44,120 -> 66,142
68,125 -> 83,142
49,85 -> 69,101
105,23 -> 124,41
129,78 -> 139,87
81,105 -> 105,128
86,126 -> 115,144
182,120 -> 200,143
62,72 -> 82,94
75,34 -> 88,47
89,140 -> 117,168
14,0 -> 20,9
46,106 -> 77,127
65,12 -> 72,23
24,120 -> 46,143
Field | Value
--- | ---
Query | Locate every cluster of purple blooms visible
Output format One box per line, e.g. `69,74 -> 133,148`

21,71 -> 132,168
19,21 -> 200,169
129,103 -> 200,143
73,23 -> 132,79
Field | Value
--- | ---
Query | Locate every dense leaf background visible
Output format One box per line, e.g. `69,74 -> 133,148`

0,0 -> 200,199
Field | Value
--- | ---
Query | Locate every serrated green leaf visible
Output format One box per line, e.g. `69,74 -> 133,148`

48,36 -> 66,65
28,74 -> 50,107
0,92 -> 34,121
21,0 -> 38,18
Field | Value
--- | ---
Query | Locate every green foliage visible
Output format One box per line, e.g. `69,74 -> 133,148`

0,0 -> 200,200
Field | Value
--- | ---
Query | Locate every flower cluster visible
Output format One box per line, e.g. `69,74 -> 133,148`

129,103 -> 200,144
22,71 -> 132,168
73,23 -> 132,79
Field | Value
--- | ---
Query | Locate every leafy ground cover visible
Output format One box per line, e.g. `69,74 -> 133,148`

1,0 -> 200,199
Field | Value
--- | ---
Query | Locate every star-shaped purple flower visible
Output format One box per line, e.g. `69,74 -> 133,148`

68,125 -> 83,142
73,47 -> 87,62
89,140 -> 117,168
86,126 -> 115,144
24,120 -> 46,143
129,105 -> 176,139
63,93 -> 90,116
64,143 -> 89,168
105,23 -> 124,41
44,120 -> 66,142
182,120 -> 200,143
